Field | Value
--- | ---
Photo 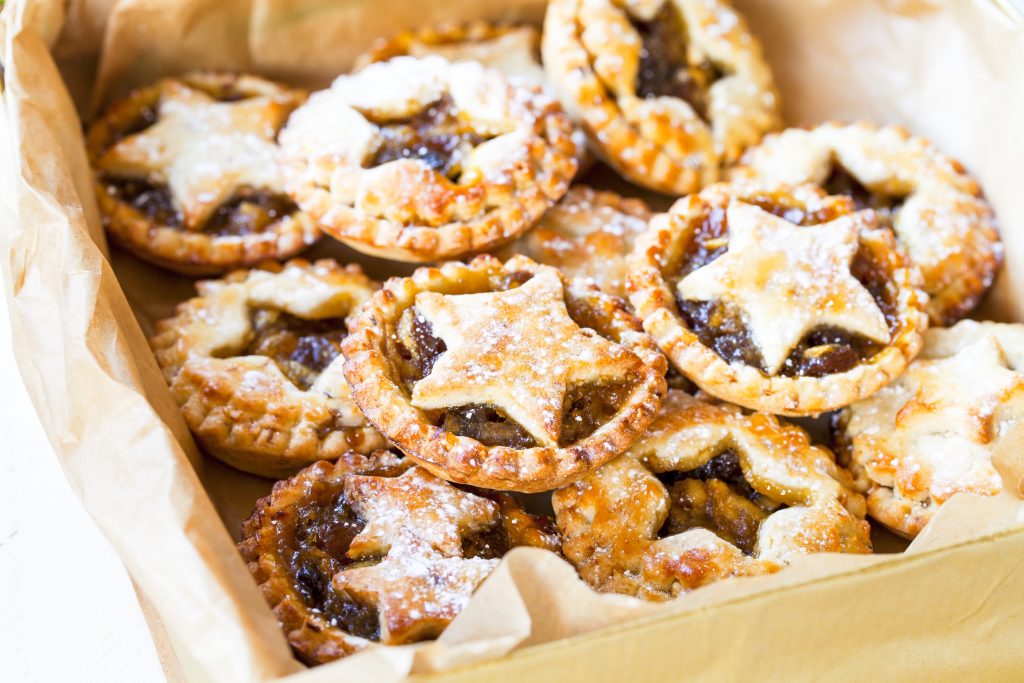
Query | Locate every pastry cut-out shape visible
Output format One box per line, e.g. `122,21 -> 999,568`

280,56 -> 578,262
239,452 -> 559,664
150,259 -> 385,477
411,267 -> 642,447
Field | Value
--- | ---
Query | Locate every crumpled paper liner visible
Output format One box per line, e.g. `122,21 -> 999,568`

2,0 -> 1024,681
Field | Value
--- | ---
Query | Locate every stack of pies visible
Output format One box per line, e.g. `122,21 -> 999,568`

85,0 -> 1018,666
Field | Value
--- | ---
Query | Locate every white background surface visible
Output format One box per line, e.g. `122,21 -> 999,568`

0,292 -> 166,682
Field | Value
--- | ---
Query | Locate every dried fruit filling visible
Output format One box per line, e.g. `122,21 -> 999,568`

287,493 -> 380,641
823,163 -> 905,229
244,308 -> 348,390
674,201 -> 900,377
366,95 -> 487,179
658,450 -> 781,555
631,3 -> 724,121
103,179 -> 298,236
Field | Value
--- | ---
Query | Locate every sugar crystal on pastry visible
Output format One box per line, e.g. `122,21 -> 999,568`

342,255 -> 667,492
240,454 -> 558,663
280,56 -> 578,262
676,200 -> 891,374
411,268 -> 642,447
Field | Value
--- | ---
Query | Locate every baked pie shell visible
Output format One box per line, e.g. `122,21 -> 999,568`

498,185 -> 653,301
86,71 -> 320,276
341,254 -> 668,493
628,183 -> 929,416
835,320 -> 1024,538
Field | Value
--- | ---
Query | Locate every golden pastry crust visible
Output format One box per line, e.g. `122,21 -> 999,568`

86,71 -> 319,276
731,121 -> 1003,324
355,21 -> 548,88
499,185 -> 652,300
541,0 -> 780,194
837,320 -> 1024,538
628,182 -> 928,416
149,259 -> 387,478
553,391 -> 871,600
239,452 -> 557,664
279,56 -> 579,262
341,254 -> 667,492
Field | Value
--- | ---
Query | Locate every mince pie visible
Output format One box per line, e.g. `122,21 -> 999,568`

554,391 -> 871,599
541,0 -> 781,194
279,56 -> 579,262
341,254 -> 667,492
628,183 -> 928,416
239,450 -> 559,664
499,185 -> 652,301
86,72 -> 319,275
731,121 -> 1003,324
837,320 -> 1024,538
150,259 -> 386,477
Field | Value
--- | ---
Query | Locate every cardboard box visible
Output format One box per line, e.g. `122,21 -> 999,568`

3,0 -> 1024,680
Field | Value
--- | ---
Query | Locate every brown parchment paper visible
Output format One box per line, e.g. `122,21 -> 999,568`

3,0 -> 1024,681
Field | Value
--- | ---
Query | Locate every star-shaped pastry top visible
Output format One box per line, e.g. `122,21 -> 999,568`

677,201 -> 891,374
98,80 -> 293,230
343,467 -> 499,559
898,335 -> 1023,443
410,268 -> 642,447
332,534 -> 497,645
854,334 -> 1022,505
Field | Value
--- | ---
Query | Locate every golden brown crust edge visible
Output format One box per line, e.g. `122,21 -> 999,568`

281,58 -> 579,263
238,453 -> 404,665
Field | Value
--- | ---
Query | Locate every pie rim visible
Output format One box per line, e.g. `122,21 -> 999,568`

541,0 -> 781,195
552,390 -> 871,599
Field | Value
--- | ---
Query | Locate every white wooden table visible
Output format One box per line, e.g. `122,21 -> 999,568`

0,292 -> 167,682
